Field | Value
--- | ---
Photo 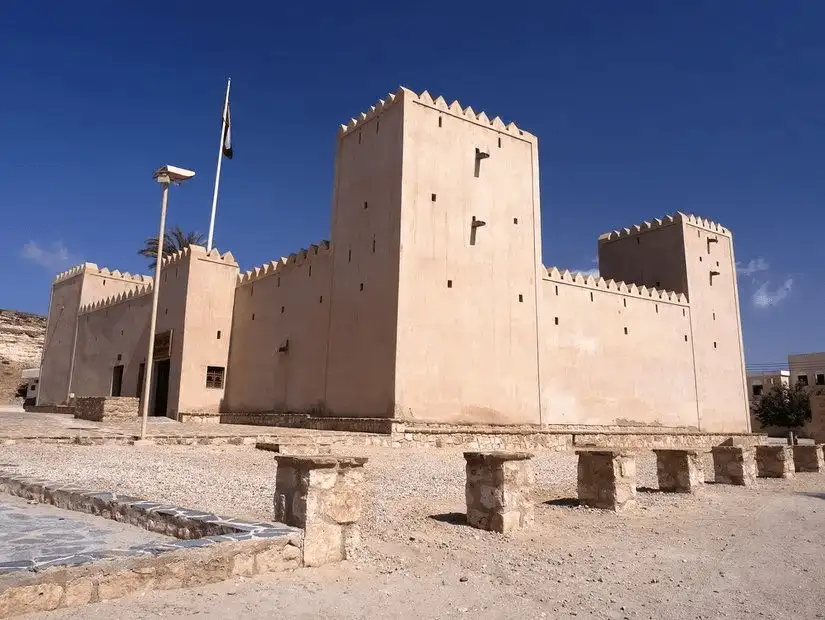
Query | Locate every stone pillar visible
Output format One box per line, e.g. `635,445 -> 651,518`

463,452 -> 534,533
793,445 -> 825,472
755,445 -> 794,479
274,455 -> 368,567
711,446 -> 756,486
576,450 -> 637,510
652,449 -> 704,493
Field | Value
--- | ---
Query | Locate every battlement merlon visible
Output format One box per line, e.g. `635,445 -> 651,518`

53,263 -> 152,285
78,284 -> 152,315
337,86 -> 536,142
598,212 -> 732,244
160,245 -> 237,271
236,240 -> 331,287
544,267 -> 689,305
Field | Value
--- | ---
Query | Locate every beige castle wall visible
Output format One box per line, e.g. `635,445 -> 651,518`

73,292 -> 151,399
224,244 -> 331,413
539,273 -> 697,426
598,217 -> 749,432
175,247 -> 239,415
391,89 -> 542,424
59,246 -> 236,417
38,266 -> 151,406
323,93 -> 405,417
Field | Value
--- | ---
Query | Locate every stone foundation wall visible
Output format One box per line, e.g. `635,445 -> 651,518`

74,397 -> 139,422
23,404 -> 76,415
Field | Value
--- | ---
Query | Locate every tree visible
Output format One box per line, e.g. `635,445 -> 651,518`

138,226 -> 207,269
752,383 -> 812,429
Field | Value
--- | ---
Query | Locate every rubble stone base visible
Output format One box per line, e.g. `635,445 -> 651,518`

464,452 -> 534,533
792,445 -> 825,473
576,450 -> 637,510
274,455 -> 368,567
653,449 -> 704,493
73,397 -> 139,422
711,446 -> 756,486
755,446 -> 795,478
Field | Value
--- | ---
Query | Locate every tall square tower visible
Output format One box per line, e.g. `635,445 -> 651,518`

324,88 -> 544,423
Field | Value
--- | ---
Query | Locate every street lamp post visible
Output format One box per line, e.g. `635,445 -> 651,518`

138,165 -> 196,441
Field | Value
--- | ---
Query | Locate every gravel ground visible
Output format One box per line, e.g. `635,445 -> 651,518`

2,443 -> 825,618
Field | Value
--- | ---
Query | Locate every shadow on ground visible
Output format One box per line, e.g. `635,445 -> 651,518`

429,512 -> 467,526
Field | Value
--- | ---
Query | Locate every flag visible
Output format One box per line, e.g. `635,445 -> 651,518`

222,98 -> 233,159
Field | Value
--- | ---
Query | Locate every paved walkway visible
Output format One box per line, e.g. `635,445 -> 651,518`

0,406 -> 366,444
0,493 -> 170,573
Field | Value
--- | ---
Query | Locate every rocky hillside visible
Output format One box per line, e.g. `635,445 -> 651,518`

0,309 -> 46,404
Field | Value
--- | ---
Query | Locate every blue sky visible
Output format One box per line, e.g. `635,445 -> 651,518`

1,1 -> 822,366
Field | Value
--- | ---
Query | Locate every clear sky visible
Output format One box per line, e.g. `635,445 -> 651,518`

1,1 -> 822,367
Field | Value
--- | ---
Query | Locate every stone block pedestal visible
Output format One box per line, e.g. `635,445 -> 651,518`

274,455 -> 368,567
793,445 -> 825,472
464,451 -> 534,533
576,450 -> 637,510
756,446 -> 794,478
711,446 -> 756,485
652,449 -> 704,493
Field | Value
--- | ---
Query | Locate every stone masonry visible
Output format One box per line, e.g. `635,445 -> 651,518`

652,449 -> 704,493
576,450 -> 637,510
73,397 -> 139,422
711,446 -> 756,486
274,455 -> 367,567
463,452 -> 534,534
755,446 -> 795,479
792,445 -> 825,473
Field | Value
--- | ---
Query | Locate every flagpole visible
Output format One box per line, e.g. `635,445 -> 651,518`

207,77 -> 231,253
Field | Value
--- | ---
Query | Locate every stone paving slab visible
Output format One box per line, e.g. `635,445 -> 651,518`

0,494 -> 172,574
0,473 -> 301,579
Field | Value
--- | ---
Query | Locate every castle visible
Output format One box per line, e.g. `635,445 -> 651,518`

37,86 -> 751,433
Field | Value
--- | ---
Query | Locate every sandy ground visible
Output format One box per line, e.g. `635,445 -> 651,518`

1,442 -> 824,619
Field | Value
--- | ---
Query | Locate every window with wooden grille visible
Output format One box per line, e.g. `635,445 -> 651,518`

206,366 -> 225,389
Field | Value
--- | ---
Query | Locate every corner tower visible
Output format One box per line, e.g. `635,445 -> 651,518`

324,87 -> 543,423
598,214 -> 750,432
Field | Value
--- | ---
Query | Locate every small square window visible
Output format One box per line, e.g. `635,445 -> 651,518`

431,194 -> 437,202
554,317 -> 559,325
798,375 -> 809,386
447,280 -> 452,288
752,384 -> 763,396
518,294 -> 523,302
206,366 -> 225,389
217,330 -> 221,339
816,373 -> 825,386
513,218 -> 518,224
624,327 -> 628,335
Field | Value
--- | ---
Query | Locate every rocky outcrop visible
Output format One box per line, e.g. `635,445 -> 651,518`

0,309 -> 46,404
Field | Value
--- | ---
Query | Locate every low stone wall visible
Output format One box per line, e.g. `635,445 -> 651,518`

74,397 -> 139,422
177,412 -> 222,424
220,412 -> 395,434
23,404 -> 75,415
0,472 -> 302,618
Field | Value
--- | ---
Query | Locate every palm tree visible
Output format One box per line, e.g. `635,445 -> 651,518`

138,226 -> 207,268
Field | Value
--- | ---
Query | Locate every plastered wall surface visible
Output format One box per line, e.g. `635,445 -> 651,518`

225,244 -> 331,413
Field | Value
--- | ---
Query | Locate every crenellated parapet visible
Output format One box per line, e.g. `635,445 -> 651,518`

78,284 -> 152,315
53,262 -> 151,285
237,240 -> 332,288
544,266 -> 689,305
598,212 -> 731,244
338,86 -> 532,140
160,245 -> 237,270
